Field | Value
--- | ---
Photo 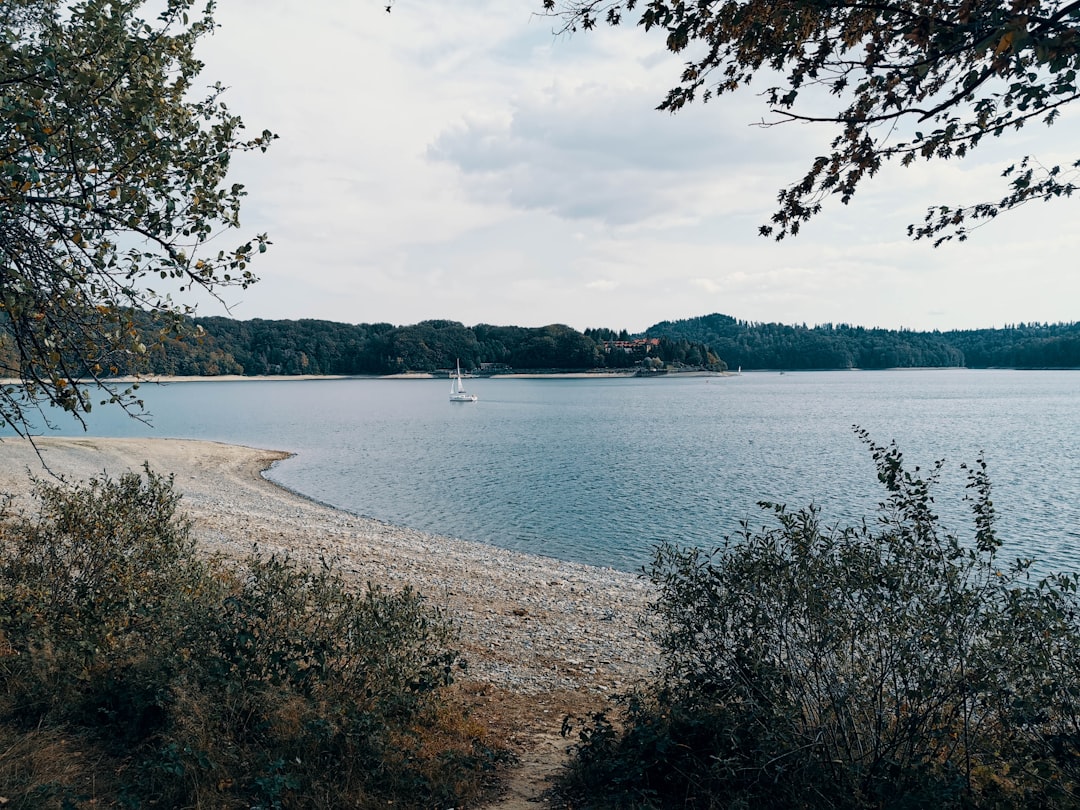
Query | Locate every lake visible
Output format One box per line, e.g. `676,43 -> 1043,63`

7,369 -> 1080,575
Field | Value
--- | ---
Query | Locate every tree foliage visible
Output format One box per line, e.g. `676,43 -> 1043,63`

0,0 -> 273,434
543,0 -> 1080,243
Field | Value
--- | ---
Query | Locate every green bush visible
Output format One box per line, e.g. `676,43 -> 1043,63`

558,430 -> 1080,809
0,467 -> 503,808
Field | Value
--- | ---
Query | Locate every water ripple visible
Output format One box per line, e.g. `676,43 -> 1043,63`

13,369 -> 1079,576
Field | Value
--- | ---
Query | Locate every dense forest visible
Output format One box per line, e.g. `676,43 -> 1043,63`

131,313 -> 1080,376
11,312 -> 1072,379
646,314 -> 1080,370
132,316 -> 726,376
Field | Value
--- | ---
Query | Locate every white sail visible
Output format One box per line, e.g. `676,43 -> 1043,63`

449,359 -> 477,402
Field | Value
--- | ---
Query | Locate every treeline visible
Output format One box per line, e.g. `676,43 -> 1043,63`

945,323 -> 1080,368
138,316 -> 726,376
53,311 -> 1079,379
646,313 -> 1080,369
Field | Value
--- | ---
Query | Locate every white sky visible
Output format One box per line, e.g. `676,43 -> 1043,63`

190,0 -> 1080,333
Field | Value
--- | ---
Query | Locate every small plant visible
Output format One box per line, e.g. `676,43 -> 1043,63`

558,429 -> 1080,809
0,467 -> 504,808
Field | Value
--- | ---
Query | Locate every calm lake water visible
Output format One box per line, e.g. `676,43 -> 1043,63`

8,369 -> 1080,575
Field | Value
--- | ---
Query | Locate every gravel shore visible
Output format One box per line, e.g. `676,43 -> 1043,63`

0,437 -> 659,694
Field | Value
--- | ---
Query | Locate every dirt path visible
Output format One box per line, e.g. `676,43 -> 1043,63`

464,687 -> 603,809
485,730 -> 569,808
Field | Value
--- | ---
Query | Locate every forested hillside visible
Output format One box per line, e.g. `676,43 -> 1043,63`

26,312 -> 1075,379
646,314 -> 1080,370
943,324 -> 1080,368
131,316 -> 724,376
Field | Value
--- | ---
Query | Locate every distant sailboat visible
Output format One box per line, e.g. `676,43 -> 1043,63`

449,360 -> 478,402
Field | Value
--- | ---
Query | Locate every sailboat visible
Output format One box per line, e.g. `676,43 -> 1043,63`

449,359 -> 478,402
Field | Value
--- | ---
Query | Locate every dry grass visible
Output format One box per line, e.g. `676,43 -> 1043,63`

0,723 -> 120,809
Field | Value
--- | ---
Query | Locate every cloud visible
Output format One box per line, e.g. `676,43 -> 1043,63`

427,75 -> 815,229
181,0 -> 1080,333
584,278 -> 618,291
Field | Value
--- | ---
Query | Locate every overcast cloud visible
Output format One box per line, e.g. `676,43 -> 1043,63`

190,0 -> 1080,333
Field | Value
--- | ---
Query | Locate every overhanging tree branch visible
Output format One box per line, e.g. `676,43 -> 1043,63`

1,0 -> 275,434
544,0 -> 1080,242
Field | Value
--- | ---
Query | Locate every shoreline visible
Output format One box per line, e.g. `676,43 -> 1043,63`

0,436 -> 658,695
0,370 -> 727,385
2,368 -> 1070,388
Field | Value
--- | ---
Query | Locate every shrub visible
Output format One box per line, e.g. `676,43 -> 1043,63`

0,467 -> 503,808
558,430 -> 1080,809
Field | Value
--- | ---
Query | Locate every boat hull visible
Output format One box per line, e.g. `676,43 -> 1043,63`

450,359 -> 477,402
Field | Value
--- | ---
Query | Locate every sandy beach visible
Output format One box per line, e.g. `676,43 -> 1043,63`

0,436 -> 658,696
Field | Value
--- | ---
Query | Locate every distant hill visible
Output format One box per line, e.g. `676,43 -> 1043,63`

120,316 -> 724,377
73,311 -> 1079,379
644,314 -> 1080,370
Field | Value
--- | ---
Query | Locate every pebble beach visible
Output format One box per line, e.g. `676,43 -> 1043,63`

0,436 -> 659,695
